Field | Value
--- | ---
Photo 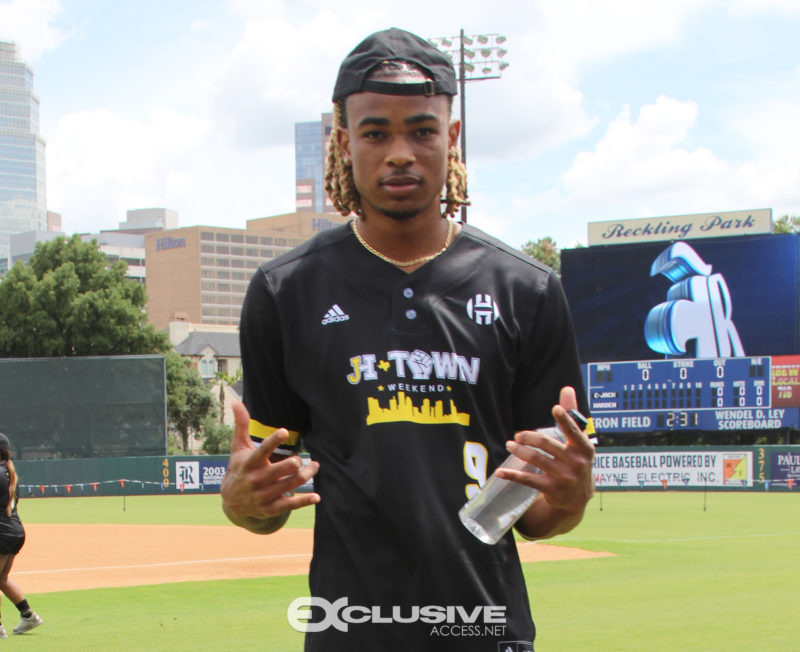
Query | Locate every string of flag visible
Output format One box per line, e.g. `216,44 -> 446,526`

17,476 -> 797,496
595,475 -> 796,490
18,479 -> 202,496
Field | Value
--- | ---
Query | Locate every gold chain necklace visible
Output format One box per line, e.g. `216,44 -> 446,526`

351,219 -> 455,268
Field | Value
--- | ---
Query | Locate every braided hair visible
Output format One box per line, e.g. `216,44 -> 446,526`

324,63 -> 468,218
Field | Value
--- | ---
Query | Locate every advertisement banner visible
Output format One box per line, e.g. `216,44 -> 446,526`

768,448 -> 800,484
593,450 -> 753,488
771,355 -> 800,407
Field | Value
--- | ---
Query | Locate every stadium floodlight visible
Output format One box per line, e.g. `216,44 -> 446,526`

428,30 -> 510,222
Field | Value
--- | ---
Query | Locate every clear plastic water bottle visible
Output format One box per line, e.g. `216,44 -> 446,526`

459,409 -> 588,545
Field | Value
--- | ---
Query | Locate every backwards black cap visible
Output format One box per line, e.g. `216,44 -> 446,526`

332,28 -> 457,102
0,433 -> 9,452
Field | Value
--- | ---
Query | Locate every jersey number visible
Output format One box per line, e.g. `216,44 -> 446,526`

463,441 -> 488,499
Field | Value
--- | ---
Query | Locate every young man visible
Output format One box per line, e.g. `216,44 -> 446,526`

222,27 -> 595,651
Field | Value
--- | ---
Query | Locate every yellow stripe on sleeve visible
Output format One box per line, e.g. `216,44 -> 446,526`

248,419 -> 300,446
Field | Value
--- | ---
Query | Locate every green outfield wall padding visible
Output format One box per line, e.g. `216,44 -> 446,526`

0,355 -> 167,459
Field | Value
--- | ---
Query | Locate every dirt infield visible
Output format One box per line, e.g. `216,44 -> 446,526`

13,524 -> 612,594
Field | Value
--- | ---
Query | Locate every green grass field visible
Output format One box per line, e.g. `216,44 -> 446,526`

11,491 -> 800,651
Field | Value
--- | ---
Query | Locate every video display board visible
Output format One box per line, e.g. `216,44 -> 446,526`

561,233 -> 799,362
561,233 -> 800,433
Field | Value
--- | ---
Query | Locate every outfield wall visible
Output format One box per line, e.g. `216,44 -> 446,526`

12,446 -> 800,497
594,445 -> 799,490
14,456 -> 230,497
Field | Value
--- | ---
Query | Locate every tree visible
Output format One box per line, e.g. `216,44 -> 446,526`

166,350 -> 217,453
0,235 -> 218,453
520,237 -> 561,274
773,214 -> 800,234
0,235 -> 169,356
201,416 -> 233,455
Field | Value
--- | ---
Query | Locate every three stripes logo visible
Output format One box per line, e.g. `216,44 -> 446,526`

322,304 -> 350,325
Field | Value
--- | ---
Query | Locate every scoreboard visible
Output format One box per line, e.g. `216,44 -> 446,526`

586,356 -> 798,432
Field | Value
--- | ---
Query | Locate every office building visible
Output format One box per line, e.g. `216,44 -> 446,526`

144,211 -> 349,330
119,207 -> 178,232
5,207 -> 173,281
7,229 -> 62,268
8,228 -> 148,283
0,41 -> 47,267
295,113 -> 340,214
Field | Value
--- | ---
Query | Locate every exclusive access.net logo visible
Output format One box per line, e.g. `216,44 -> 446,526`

287,596 -> 511,639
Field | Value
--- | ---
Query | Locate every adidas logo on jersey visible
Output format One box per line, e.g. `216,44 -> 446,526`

322,304 -> 350,325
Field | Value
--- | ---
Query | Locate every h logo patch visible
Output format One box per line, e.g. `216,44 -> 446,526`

467,294 -> 500,325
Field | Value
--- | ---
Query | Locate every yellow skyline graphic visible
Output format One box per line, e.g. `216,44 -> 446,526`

366,391 -> 471,426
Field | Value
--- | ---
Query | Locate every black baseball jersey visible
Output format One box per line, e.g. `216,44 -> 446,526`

240,222 -> 588,652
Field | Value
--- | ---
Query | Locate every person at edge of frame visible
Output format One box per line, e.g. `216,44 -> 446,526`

0,433 -> 44,637
221,27 -> 596,652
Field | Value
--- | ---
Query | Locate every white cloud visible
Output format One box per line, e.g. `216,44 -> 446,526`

48,107 -> 213,232
510,88 -> 800,248
210,2 -> 620,161
727,0 -> 800,16
488,96 -> 731,247
532,0 -> 714,80
458,40 -> 597,164
227,0 -> 289,16
0,0 -> 70,60
731,66 -> 800,158
560,96 -> 729,211
726,96 -> 800,216
212,10 -> 365,149
15,0 -> 800,241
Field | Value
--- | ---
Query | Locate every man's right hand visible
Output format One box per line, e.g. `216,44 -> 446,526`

221,400 -> 320,534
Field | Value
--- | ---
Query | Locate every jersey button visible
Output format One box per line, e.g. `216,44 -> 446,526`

405,309 -> 417,320
403,287 -> 414,299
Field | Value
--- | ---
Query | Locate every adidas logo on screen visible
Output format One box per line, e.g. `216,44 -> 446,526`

322,304 -> 350,325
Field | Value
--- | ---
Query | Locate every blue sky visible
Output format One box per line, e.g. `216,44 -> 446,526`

2,0 -> 799,249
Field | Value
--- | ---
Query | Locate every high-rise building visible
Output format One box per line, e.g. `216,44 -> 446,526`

144,211 -> 349,329
0,41 -> 47,267
6,206 -> 173,282
295,113 -> 339,214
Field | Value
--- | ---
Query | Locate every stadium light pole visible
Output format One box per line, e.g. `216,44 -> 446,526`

428,30 -> 509,223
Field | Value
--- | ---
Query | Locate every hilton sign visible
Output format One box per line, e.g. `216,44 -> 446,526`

156,236 -> 186,251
